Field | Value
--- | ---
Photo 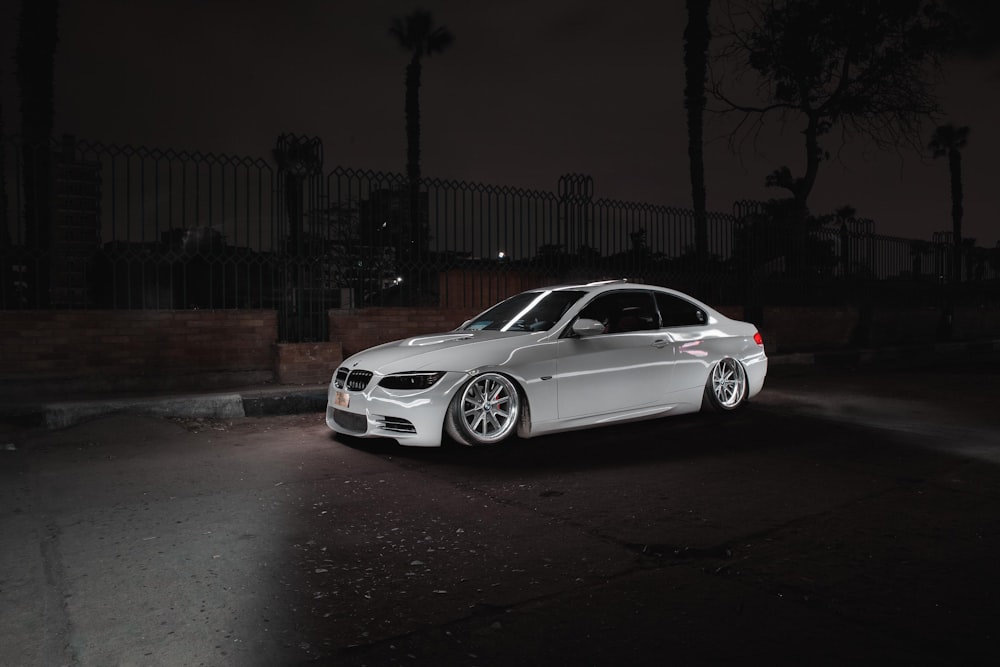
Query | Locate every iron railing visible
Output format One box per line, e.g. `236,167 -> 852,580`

2,134 -> 997,341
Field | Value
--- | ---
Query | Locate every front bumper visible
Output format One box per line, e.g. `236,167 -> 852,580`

325,371 -> 469,447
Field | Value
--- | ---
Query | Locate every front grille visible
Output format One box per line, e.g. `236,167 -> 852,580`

346,370 -> 373,391
335,368 -> 373,392
333,409 -> 367,432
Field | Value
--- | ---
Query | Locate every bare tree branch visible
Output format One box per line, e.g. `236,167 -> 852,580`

708,0 -> 953,219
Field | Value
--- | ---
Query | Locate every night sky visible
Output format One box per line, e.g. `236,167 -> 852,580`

2,0 -> 999,246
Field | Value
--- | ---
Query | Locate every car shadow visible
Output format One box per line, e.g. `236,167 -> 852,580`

329,404 -> 801,473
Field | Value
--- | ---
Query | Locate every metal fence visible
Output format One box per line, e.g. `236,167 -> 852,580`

2,134 -> 997,341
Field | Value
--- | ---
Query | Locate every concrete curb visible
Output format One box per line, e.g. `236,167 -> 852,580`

1,386 -> 329,430
41,393 -> 249,430
241,389 -> 328,417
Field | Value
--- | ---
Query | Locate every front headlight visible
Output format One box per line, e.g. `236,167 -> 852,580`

378,372 -> 445,390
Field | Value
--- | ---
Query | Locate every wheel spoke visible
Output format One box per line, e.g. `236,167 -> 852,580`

486,412 -> 501,432
452,373 -> 521,445
470,412 -> 485,433
710,359 -> 746,409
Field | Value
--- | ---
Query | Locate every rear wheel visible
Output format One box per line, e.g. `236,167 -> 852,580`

446,373 -> 520,446
702,357 -> 747,412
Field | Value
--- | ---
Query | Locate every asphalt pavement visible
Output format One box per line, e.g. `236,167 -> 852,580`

1,338 -> 997,431
3,338 -> 1000,666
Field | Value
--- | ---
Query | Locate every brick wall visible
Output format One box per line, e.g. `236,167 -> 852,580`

952,304 -> 1000,341
329,307 -> 482,358
1,301 -> 997,398
439,269 -> 548,310
866,306 -> 943,347
0,310 -> 277,392
761,306 -> 861,352
274,342 -> 343,384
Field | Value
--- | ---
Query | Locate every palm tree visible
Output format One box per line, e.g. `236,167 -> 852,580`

684,0 -> 711,276
15,0 -> 60,306
273,133 -> 322,331
929,124 -> 970,286
273,134 -> 323,261
0,66 -> 9,251
389,9 -> 453,253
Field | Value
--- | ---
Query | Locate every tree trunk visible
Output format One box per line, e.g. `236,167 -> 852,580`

16,0 -> 59,307
790,114 -> 823,277
684,0 -> 711,277
405,56 -> 422,257
949,148 -> 963,285
0,84 -> 8,250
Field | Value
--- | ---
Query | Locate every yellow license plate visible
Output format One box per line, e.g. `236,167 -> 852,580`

334,391 -> 350,408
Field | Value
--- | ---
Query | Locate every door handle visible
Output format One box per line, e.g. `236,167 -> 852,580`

652,339 -> 667,349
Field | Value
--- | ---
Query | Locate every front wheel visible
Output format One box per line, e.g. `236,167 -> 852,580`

446,373 -> 520,446
702,357 -> 748,412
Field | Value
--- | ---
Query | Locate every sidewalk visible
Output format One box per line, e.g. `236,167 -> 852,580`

2,338 -> 997,431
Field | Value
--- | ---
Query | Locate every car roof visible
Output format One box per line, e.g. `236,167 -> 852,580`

532,279 -> 662,294
531,279 -> 626,291
524,279 -> 715,311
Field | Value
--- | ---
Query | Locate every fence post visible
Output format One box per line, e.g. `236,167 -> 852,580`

557,174 -> 594,278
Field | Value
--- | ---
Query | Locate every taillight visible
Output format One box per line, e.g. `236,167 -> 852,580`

753,331 -> 764,346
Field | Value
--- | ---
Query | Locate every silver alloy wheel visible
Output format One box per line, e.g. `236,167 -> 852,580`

447,373 -> 520,445
708,357 -> 747,410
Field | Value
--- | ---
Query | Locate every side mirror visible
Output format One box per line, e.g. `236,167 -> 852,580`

572,318 -> 605,337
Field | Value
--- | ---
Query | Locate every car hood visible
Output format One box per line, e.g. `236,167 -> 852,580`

341,330 -> 539,375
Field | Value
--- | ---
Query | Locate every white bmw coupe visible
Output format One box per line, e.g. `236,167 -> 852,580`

327,280 -> 767,447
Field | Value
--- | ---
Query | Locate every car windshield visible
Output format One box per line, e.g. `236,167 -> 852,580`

461,290 -> 585,332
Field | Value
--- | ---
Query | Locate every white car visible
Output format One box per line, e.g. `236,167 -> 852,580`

327,280 -> 767,447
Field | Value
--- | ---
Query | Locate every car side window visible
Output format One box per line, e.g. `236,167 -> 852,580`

577,291 -> 657,334
656,292 -> 706,327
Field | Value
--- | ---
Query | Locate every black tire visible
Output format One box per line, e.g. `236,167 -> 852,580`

445,373 -> 520,446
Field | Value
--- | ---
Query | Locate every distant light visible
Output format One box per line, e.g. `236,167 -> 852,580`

497,251 -> 506,260
394,276 -> 403,285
